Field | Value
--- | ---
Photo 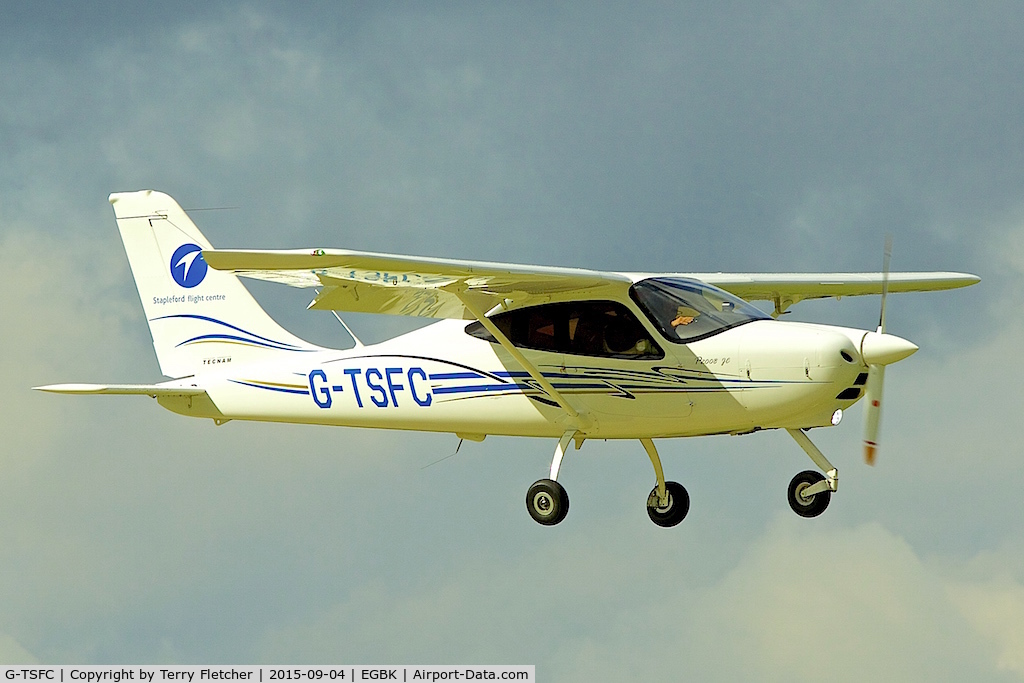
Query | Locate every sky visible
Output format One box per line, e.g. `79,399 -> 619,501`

2,1 -> 1023,679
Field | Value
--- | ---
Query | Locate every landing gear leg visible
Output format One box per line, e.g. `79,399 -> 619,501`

785,428 -> 838,518
526,431 -> 575,526
642,438 -> 689,527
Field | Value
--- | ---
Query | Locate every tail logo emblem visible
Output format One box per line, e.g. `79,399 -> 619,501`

170,243 -> 208,288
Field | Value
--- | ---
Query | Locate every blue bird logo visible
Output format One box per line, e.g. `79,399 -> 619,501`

170,243 -> 208,288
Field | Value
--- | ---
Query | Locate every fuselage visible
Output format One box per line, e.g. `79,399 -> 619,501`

163,315 -> 874,440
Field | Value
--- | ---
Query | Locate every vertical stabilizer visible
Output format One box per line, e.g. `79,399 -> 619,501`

110,190 -> 324,378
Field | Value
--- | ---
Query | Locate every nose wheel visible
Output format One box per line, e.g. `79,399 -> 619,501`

785,429 -> 839,518
787,470 -> 831,517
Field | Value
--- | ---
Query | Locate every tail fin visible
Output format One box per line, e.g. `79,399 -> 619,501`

110,190 -> 324,378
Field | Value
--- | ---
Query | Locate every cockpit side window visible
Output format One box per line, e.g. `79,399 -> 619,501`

630,278 -> 769,343
465,300 -> 664,360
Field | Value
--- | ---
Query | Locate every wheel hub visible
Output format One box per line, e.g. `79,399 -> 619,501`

795,482 -> 814,505
526,479 -> 569,525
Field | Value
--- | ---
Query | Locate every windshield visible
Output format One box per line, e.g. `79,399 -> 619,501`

630,277 -> 769,343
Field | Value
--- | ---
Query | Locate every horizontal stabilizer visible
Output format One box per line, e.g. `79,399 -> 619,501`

33,383 -> 206,397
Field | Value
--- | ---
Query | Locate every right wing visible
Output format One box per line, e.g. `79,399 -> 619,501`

683,271 -> 980,316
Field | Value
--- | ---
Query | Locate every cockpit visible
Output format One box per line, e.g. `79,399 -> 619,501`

630,277 -> 769,343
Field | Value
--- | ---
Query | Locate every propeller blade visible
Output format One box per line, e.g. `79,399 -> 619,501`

862,364 -> 885,465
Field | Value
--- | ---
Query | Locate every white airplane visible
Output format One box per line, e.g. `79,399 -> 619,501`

36,190 -> 979,526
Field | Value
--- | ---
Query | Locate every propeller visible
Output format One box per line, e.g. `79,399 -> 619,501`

860,236 -> 918,465
862,237 -> 890,465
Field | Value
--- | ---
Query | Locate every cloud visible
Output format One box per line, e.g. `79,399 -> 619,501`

680,519 -> 997,681
0,634 -> 38,664
255,515 -> 1022,681
0,228 -> 140,462
949,576 -> 1024,677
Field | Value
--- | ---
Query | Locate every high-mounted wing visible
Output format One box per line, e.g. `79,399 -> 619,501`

203,248 -> 632,319
205,247 -> 979,319
685,271 -> 980,316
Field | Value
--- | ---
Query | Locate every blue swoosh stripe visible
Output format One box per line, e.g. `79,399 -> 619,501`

230,380 -> 310,395
153,314 -> 310,351
175,334 -> 314,352
432,383 -> 533,395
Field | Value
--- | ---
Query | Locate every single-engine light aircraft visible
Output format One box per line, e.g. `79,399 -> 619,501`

36,191 -> 979,526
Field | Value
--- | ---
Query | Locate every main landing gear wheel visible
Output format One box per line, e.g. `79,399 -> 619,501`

527,479 -> 569,526
788,470 -> 831,518
646,480 -> 689,527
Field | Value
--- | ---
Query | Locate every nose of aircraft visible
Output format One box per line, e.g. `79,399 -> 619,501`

859,331 -> 918,366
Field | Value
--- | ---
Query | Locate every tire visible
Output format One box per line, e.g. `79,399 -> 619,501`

788,470 -> 831,518
526,479 -> 569,525
647,480 -> 690,527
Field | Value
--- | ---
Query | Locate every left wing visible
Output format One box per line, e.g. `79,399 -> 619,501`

203,248 -> 632,319
204,248 -> 980,319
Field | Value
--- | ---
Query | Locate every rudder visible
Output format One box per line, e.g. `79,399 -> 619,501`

110,190 -> 324,378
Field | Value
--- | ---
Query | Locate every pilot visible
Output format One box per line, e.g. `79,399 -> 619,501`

671,306 -> 700,328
